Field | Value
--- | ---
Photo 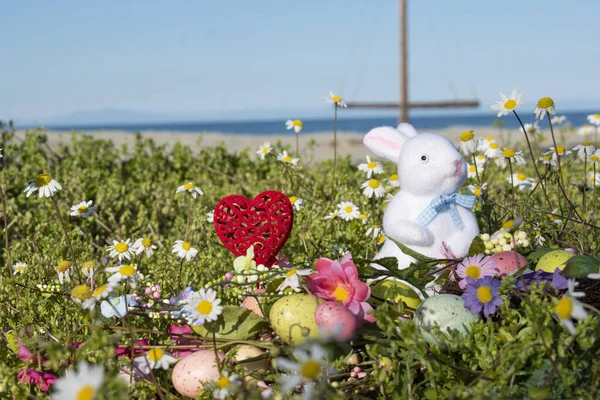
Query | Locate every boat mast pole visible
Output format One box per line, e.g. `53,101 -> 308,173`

399,0 -> 409,123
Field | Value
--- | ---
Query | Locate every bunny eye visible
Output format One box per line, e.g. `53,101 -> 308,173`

420,154 -> 429,163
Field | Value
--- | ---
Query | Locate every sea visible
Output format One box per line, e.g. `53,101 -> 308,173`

43,110 -> 596,135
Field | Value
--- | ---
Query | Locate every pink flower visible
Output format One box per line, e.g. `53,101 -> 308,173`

115,339 -> 149,358
455,254 -> 499,290
17,338 -> 33,363
18,369 -> 57,392
168,324 -> 202,358
306,253 -> 375,323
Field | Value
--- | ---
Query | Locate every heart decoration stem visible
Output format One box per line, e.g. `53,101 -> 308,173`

213,191 -> 294,268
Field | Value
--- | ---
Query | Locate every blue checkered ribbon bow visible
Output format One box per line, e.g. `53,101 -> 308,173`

415,193 -> 476,230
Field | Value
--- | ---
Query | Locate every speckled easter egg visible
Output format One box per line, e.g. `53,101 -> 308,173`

269,294 -> 323,345
234,345 -> 270,374
535,250 -> 575,273
172,350 -> 224,398
369,280 -> 421,312
414,294 -> 480,347
314,301 -> 358,341
491,251 -> 528,276
242,289 -> 266,317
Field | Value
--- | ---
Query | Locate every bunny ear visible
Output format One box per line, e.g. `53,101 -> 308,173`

396,123 -> 419,137
363,126 -> 409,161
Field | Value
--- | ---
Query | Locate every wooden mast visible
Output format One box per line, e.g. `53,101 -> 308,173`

400,0 -> 408,123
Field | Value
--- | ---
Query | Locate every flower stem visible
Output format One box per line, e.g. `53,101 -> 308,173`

508,159 -> 516,218
471,153 -> 481,186
51,197 -> 79,277
333,104 -> 338,190
295,131 -> 300,158
184,195 -> 192,242
584,149 -> 588,221
0,182 -> 10,276
513,110 -> 552,209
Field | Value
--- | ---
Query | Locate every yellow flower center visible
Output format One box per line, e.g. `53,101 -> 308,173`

217,376 -> 230,389
82,260 -> 95,270
590,156 -> 599,162
285,268 -> 297,278
283,156 -> 292,163
583,141 -> 591,146
377,234 -> 385,244
262,147 -> 269,154
465,265 -> 481,279
504,100 -> 517,110
182,242 -> 191,251
390,174 -> 398,181
367,161 -> 377,169
183,183 -> 195,190
119,265 -> 135,276
503,149 -> 515,158
292,120 -> 303,127
502,220 -> 515,229
468,165 -> 476,173
142,239 -> 152,248
556,297 -> 573,319
594,114 -> 600,119
148,348 -> 164,361
57,260 -> 72,272
474,187 -> 481,196
476,286 -> 493,303
15,266 -> 25,271
289,196 -> 298,204
34,173 -> 52,187
93,284 -> 109,297
368,179 -> 380,188
300,360 -> 320,379
517,173 -> 526,181
115,242 -> 129,253
78,206 -> 89,214
331,95 -> 342,102
197,300 -> 213,315
345,206 -> 353,213
76,385 -> 95,400
537,97 -> 554,109
490,143 -> 499,149
333,286 -> 349,302
359,214 -> 368,220
485,136 -> 494,142
71,285 -> 92,301
555,146 -> 565,154
460,131 -> 474,142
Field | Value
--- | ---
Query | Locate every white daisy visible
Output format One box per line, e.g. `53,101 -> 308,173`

277,268 -> 313,293
133,349 -> 178,373
551,115 -> 566,125
207,211 -> 214,223
82,282 -> 117,311
213,371 -> 240,400
387,173 -> 400,188
484,141 -> 501,158
12,262 -> 27,275
106,264 -> 141,289
257,142 -> 272,160
459,131 -> 477,155
466,163 -> 480,179
490,90 -> 524,117
24,173 -> 62,198
358,213 -> 369,225
326,91 -> 347,108
70,285 -> 93,305
360,179 -> 386,198
176,182 -> 204,199
366,225 -> 382,240
336,201 -> 360,221
534,97 -> 556,120
543,146 -> 572,167
587,113 -> 600,126
588,150 -> 600,168
507,173 -> 536,190
56,260 -> 73,284
184,288 -> 223,325
132,238 -> 157,258
285,119 -> 304,133
357,155 -> 384,178
523,122 -> 539,135
578,125 -> 597,137
70,200 -> 96,218
277,150 -> 299,166
82,261 -> 95,279
572,142 -> 596,159
474,154 -> 487,168
51,362 -> 104,400
467,182 -> 487,198
538,154 -> 553,165
556,279 -> 588,335
477,136 -> 496,152
323,210 -> 339,220
500,148 -> 526,165
288,196 -> 304,211
277,344 -> 333,399
107,239 -> 133,262
172,240 -> 198,261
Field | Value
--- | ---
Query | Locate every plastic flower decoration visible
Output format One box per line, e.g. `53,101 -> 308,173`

212,371 -> 240,400
326,91 -> 347,107
133,349 -> 178,373
277,150 -> 299,166
233,247 -> 267,283
491,90 -> 523,117
534,97 -> 556,120
556,279 -> 588,335
276,344 -> 334,400
285,119 -> 304,133
107,239 -> 133,262
462,276 -> 504,317
360,179 -> 385,198
572,142 -> 596,159
176,182 -> 204,199
106,264 -> 141,289
455,254 -> 499,290
336,201 -> 360,221
172,240 -> 198,261
459,131 -> 477,155
587,113 -> 600,126
277,268 -> 313,293
24,173 -> 62,198
51,362 -> 104,400
100,294 -> 138,318
256,142 -> 272,160
306,253 -> 375,323
12,262 -> 27,275
507,173 -> 536,190
132,238 -> 157,258
69,200 -> 95,218
357,155 -> 384,178
184,288 -> 223,325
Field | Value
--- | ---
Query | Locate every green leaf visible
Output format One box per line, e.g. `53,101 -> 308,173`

5,333 -> 19,355
191,306 -> 268,340
370,257 -> 400,271
389,238 -> 434,262
467,236 -> 486,256
562,255 -> 600,278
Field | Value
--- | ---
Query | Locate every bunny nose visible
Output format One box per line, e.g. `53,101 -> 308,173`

453,159 -> 463,177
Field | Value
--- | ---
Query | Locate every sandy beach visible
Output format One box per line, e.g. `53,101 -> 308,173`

14,125 -> 585,163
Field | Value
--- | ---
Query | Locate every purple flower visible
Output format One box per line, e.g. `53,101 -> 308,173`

516,268 -> 568,291
462,276 -> 504,318
455,254 -> 499,290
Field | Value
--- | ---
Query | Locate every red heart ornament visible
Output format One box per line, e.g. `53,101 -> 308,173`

213,191 -> 294,268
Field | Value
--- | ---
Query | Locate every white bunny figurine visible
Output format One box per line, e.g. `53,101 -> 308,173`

363,123 -> 479,277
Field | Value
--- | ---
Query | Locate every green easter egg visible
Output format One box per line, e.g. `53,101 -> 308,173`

269,294 -> 323,345
535,250 -> 575,273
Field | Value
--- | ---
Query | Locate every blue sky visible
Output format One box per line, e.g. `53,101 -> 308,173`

2,0 -> 600,123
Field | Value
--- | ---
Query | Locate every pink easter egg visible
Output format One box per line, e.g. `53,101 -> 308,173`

314,301 -> 358,341
491,251 -> 528,276
171,350 -> 224,398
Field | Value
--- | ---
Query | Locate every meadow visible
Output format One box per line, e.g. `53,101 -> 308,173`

1,93 -> 600,399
